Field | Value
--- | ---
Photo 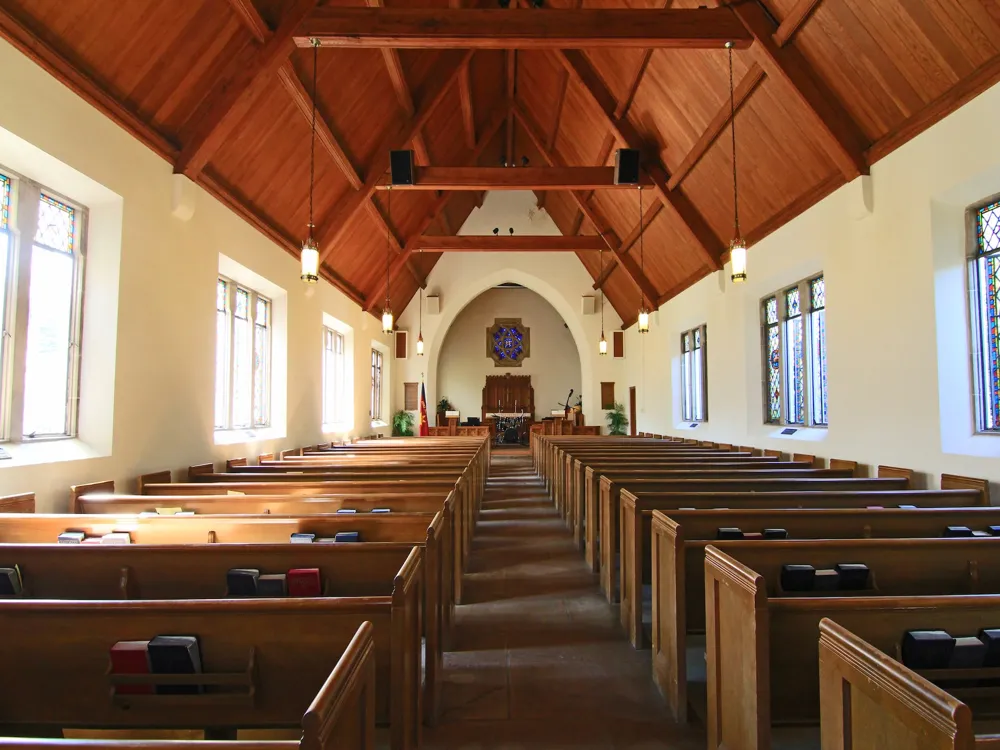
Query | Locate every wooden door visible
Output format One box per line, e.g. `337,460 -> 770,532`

628,386 -> 637,437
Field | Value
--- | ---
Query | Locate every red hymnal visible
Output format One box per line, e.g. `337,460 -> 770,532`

110,640 -> 152,695
287,568 -> 321,597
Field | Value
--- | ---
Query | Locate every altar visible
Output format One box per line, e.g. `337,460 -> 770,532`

482,374 -> 534,445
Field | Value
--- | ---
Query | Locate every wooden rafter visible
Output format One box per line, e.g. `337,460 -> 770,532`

316,50 -> 473,265
414,236 -> 608,252
297,8 -> 753,49
732,1 -> 868,179
505,50 -> 516,166
364,106 -> 508,312
514,103 -> 660,307
570,133 -> 617,235
226,0 -> 270,42
590,199 -> 662,290
175,0 -> 318,178
774,0 -> 824,47
459,64 -> 476,150
365,0 -> 430,166
556,49 -> 724,270
668,62 -> 766,190
373,166 -> 653,190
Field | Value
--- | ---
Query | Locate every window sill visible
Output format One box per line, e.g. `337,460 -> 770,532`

766,425 -> 828,442
214,426 -> 286,446
0,437 -> 108,469
370,421 -> 388,429
674,422 -> 706,430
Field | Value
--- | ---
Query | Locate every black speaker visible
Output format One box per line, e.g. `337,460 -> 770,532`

614,148 -> 641,185
390,150 -> 414,185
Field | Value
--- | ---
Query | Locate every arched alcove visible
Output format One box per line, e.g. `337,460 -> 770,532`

435,285 -> 582,421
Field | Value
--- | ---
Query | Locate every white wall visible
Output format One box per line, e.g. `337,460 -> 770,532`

623,79 -> 1000,494
393,191 -> 628,428
0,38 -> 387,511
436,286 -> 581,420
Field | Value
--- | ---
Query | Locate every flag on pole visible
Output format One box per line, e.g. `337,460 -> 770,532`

419,380 -> 429,437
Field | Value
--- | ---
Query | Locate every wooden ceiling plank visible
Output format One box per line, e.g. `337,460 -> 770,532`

363,105 -> 508,312
414,236 -> 608,251
317,50 -> 473,265
732,2 -> 868,179
0,7 -> 178,161
570,132 -> 617,234
514,103 -> 660,306
557,49 -> 724,270
364,200 -> 425,287
506,50 -> 516,165
374,166 -> 653,190
459,64 -> 476,150
175,0 -> 318,178
297,8 -> 754,49
278,62 -> 362,190
667,62 -> 765,190
773,0 -> 825,47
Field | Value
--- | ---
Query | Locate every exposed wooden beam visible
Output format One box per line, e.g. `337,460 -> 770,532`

364,106 -> 507,312
365,0 -> 430,166
414,236 -> 608,252
571,132 -> 617,234
316,50 -> 473,265
278,63 -> 362,190
374,166 -> 653,190
732,1 -> 868,179
557,49 -> 724,270
0,6 -> 178,162
364,200 -> 425,287
226,0 -> 270,42
668,62 -> 765,190
513,103 -> 660,306
459,64 -> 476,150
774,0 -> 824,47
297,8 -> 754,49
505,50 -> 516,166
175,0 -> 317,178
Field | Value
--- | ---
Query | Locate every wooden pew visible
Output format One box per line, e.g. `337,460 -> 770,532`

704,541 -> 1000,750
0,494 -> 34,513
0,621 -> 376,750
648,500 -> 993,721
818,618 -> 1000,750
0,514 -> 447,726
0,588 -> 419,749
597,473 -> 897,600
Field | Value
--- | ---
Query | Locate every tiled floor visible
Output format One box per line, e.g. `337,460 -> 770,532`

423,449 -> 707,750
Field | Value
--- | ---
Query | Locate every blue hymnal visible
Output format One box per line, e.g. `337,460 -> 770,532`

290,533 -> 315,543
334,531 -> 360,543
336,509 -> 357,515
371,508 -> 390,514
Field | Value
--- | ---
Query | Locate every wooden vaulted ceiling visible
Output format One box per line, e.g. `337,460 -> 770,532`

4,0 -> 1000,326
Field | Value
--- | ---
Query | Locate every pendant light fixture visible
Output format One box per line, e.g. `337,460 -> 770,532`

416,249 -> 425,356
726,41 -> 747,284
300,39 -> 321,284
598,241 -> 607,355
381,185 -> 394,335
636,186 -> 650,334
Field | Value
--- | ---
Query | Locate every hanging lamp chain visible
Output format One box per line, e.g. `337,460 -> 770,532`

385,186 -> 391,310
309,39 -> 319,239
728,42 -> 740,239
638,185 -> 645,311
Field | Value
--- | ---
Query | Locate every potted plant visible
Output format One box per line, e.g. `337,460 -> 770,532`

436,398 -> 453,426
605,401 -> 629,436
392,409 -> 416,437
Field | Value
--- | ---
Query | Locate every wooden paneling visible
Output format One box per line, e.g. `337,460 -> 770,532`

601,382 -> 616,410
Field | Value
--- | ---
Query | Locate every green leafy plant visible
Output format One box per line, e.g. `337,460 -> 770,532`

437,398 -> 453,413
606,401 -> 629,436
392,409 -> 416,437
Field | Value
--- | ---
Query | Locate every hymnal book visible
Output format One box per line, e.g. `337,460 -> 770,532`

335,509 -> 357,515
226,490 -> 245,496
257,573 -> 287,597
155,508 -> 182,516
370,508 -> 390,514
316,538 -> 337,544
58,531 -> 86,544
110,640 -> 153,695
226,568 -> 260,596
290,533 -> 315,544
147,635 -> 202,694
82,538 -> 103,545
287,568 -> 321,597
0,566 -> 21,596
102,532 -> 132,545
175,511 -> 195,516
334,531 -> 360,543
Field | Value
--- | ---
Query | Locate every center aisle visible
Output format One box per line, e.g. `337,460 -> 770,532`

424,448 -> 706,750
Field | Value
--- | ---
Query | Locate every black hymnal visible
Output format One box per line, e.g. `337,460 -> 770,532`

945,526 -> 974,537
780,564 -> 815,592
147,635 -> 203,694
980,629 -> 1000,667
0,566 -> 22,596
716,528 -> 743,540
763,529 -> 788,539
835,563 -> 870,590
901,630 -> 954,670
226,568 -> 259,596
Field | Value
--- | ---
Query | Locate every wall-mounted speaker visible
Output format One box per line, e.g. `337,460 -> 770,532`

426,295 -> 440,315
390,150 -> 414,185
581,295 -> 596,315
614,148 -> 641,186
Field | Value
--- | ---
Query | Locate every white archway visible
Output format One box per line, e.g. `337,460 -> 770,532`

425,267 -> 593,422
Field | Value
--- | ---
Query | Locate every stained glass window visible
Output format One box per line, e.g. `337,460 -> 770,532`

35,193 -> 75,254
214,278 -> 271,432
763,296 -> 781,423
0,174 -> 10,230
809,276 -> 828,426
487,318 -> 531,367
371,348 -> 384,422
972,200 -> 1000,431
783,288 -> 805,424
